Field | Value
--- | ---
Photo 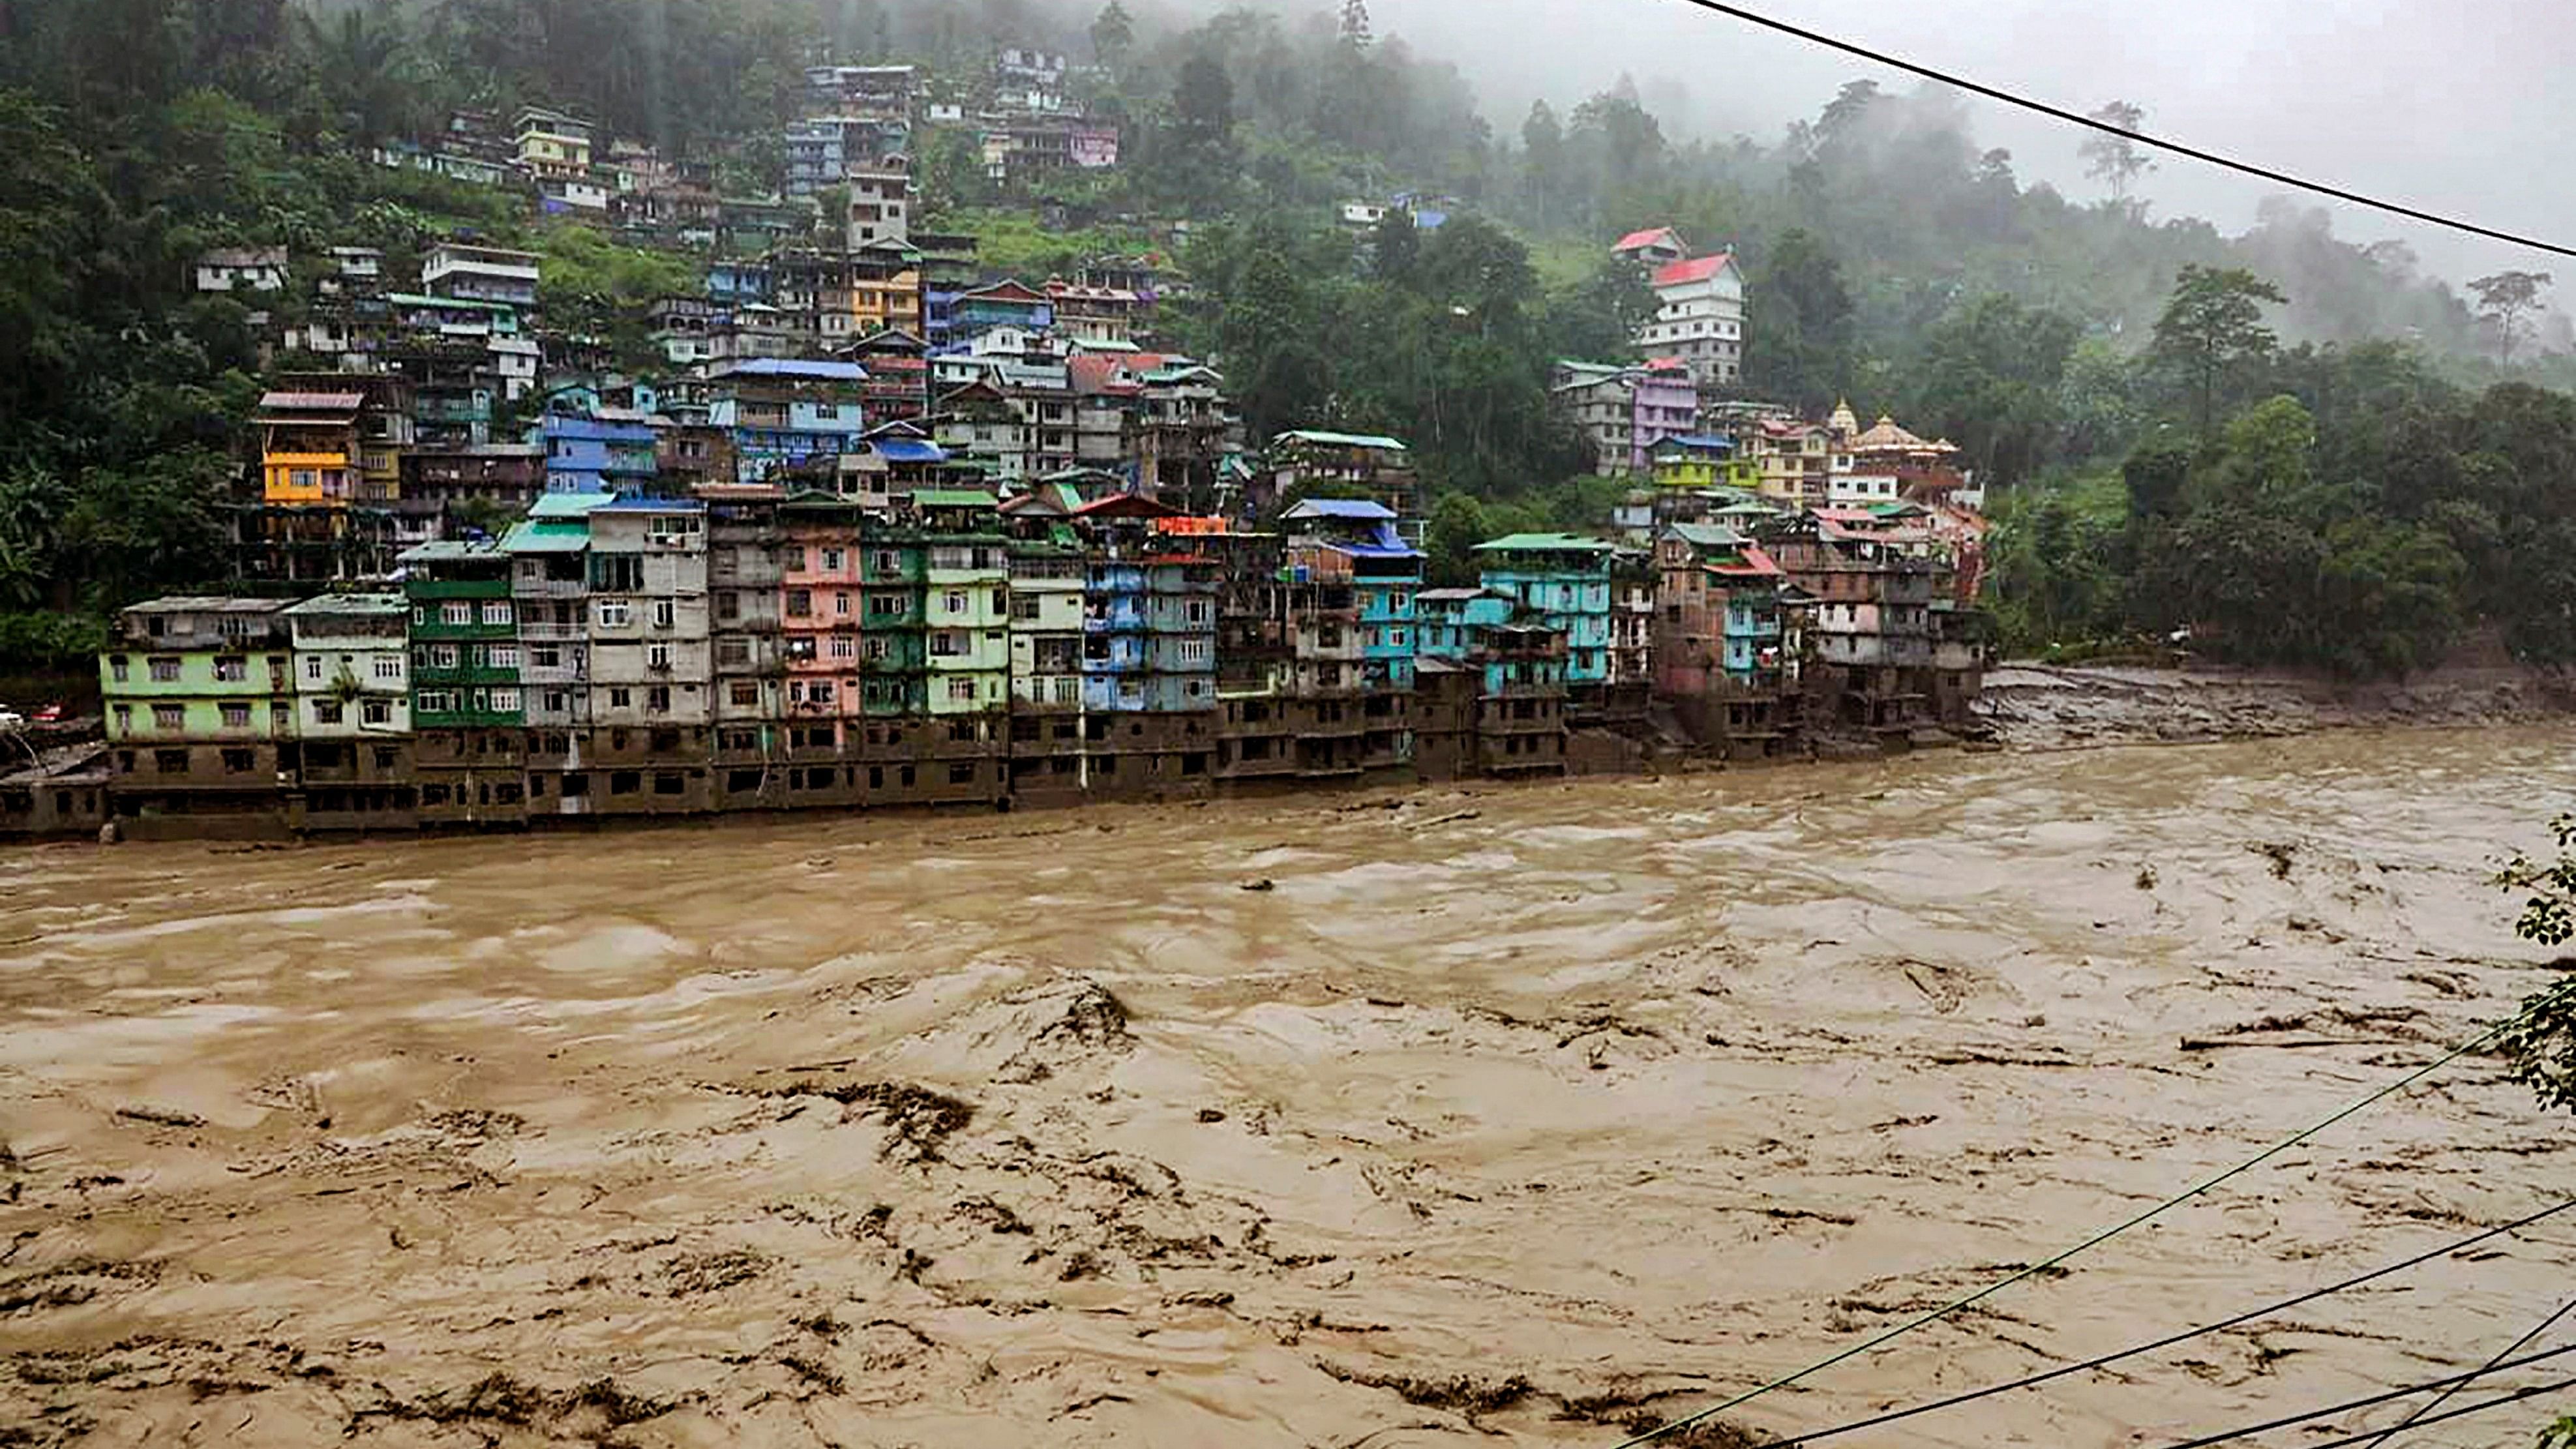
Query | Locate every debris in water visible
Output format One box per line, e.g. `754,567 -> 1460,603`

1237,876 -> 1276,891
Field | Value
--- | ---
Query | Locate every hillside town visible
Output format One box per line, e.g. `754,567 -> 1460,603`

3,65 -> 1996,840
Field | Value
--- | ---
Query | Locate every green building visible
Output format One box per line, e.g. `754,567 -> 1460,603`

98,597 -> 299,833
398,539 -> 528,824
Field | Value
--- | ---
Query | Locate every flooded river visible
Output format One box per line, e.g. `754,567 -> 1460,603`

4,728 -> 2574,1447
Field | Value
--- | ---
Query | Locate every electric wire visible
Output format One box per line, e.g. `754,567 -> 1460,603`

2298,1377 -> 2576,1449
1609,1015 -> 2517,1446
1653,0 -> 2576,261
1759,1199 -> 2576,1446
2149,1341 -> 2576,1449
2352,1289 -> 2576,1448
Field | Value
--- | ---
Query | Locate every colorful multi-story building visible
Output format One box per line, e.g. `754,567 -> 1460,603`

503,492 -> 608,817
1413,587 -> 1569,777
1551,358 -> 1700,476
1638,251 -> 1744,387
781,492 -> 868,758
705,358 -> 870,484
582,496 -> 713,814
399,540 -> 526,825
702,483 -> 790,809
283,593 -> 414,830
1475,533 -> 1617,707
1002,506 -> 1089,802
98,598 -> 297,835
1653,522 -> 1791,756
1279,498 -> 1420,775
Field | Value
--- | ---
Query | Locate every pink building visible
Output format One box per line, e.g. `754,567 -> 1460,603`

1070,124 -> 1120,169
1550,357 -> 1701,476
779,499 -> 867,750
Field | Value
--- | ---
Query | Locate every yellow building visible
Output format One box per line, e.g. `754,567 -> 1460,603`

850,241 -> 925,337
255,391 -> 362,505
1649,435 -> 1752,492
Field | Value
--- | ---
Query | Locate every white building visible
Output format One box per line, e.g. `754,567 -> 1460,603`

194,247 -> 289,293
422,243 -> 542,308
846,166 -> 911,247
284,593 -> 412,739
1638,252 -> 1745,387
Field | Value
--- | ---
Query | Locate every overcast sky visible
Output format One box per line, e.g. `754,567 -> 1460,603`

1360,0 -> 2570,284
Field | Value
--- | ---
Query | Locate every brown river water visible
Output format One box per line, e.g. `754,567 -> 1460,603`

4,728 -> 2575,1447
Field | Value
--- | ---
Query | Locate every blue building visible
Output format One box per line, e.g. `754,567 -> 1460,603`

1474,533 -> 1617,689
704,359 -> 869,484
705,259 -> 775,308
537,404 -> 659,495
1281,497 -> 1420,771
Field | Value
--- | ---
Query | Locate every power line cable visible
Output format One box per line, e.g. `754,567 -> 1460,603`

1652,0 -> 2576,261
2151,1341 -> 2576,1449
1763,1199 -> 2576,1446
2353,1289 -> 2576,1448
2299,1377 -> 2576,1449
1610,1015 -> 2517,1447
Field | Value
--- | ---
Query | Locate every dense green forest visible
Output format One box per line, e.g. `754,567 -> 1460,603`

0,0 -> 2571,678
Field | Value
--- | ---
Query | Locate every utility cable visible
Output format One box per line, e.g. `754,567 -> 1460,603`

1762,1199 -> 2576,1446
1654,0 -> 2576,261
2300,1377 -> 2576,1449
1610,1016 -> 2516,1446
2353,1289 -> 2576,1448
2150,1341 -> 2576,1449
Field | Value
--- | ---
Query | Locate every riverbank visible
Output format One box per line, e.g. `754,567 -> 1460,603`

3,730 -> 2572,1446
1973,661 -> 2576,751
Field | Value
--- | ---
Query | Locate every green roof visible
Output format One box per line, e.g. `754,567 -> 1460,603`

529,491 -> 616,519
1664,522 -> 1746,549
501,520 -> 592,554
1474,532 -> 1616,553
382,291 -> 519,314
912,488 -> 998,508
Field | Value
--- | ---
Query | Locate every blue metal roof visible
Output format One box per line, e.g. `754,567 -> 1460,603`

869,438 -> 947,462
1283,498 -> 1398,520
1655,434 -> 1735,453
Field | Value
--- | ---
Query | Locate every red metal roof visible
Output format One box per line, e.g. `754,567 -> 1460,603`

1613,226 -> 1682,253
1072,493 -> 1180,518
1651,253 -> 1735,288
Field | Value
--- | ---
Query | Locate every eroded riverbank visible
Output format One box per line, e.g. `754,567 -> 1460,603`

3,726 -> 2573,1446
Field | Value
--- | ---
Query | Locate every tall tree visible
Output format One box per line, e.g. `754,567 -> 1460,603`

1520,99 -> 1564,226
1087,0 -> 1131,68
2148,265 -> 2287,443
2468,269 -> 2553,366
2079,100 -> 2156,214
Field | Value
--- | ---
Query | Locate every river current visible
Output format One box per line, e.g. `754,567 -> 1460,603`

3,728 -> 2573,1446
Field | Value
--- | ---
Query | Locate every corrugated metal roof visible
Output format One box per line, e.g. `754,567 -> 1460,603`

1276,430 -> 1407,451
1475,533 -> 1616,553
1283,498 -> 1398,522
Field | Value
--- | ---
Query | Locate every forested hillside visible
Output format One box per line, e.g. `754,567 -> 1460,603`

1,0 -> 2572,676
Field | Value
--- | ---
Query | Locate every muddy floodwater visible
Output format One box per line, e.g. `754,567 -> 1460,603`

5,728 -> 2575,1447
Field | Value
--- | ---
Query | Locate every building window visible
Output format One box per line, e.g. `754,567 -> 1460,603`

646,685 -> 671,713
428,644 -> 459,669
823,548 -> 845,571
946,678 -> 977,702
303,656 -> 324,681
152,704 -> 185,732
490,687 -> 522,712
481,601 -> 513,627
608,687 -> 632,708
947,762 -> 976,785
220,702 -> 250,729
544,690 -> 568,713
648,642 -> 672,671
487,644 -> 519,670
597,600 -> 633,628
729,681 -> 760,707
149,657 -> 181,683
653,599 -> 675,629
786,589 -> 813,618
441,602 -> 472,625
155,748 -> 189,774
212,655 -> 247,682
112,703 -> 132,731
417,691 -> 453,713
929,631 -> 960,657
828,635 -> 856,659
362,700 -> 392,725
944,590 -> 968,616
864,636 -> 890,661
372,655 -> 402,681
